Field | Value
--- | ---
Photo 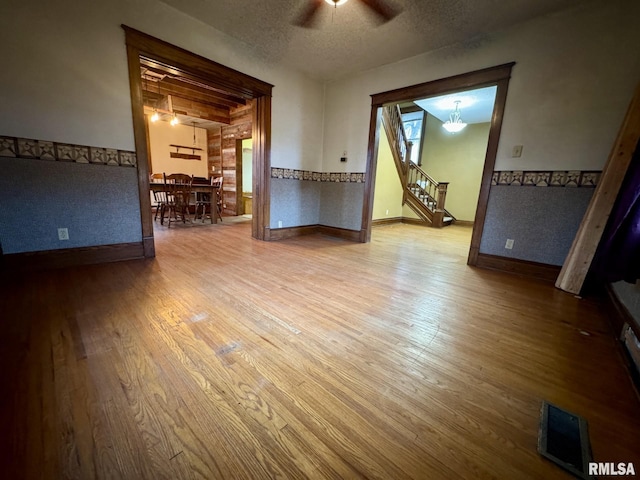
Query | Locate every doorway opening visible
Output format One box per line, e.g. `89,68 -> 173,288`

362,63 -> 515,265
123,26 -> 273,257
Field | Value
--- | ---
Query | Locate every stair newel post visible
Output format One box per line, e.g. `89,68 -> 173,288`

432,182 -> 449,228
436,182 -> 449,211
405,141 -> 412,170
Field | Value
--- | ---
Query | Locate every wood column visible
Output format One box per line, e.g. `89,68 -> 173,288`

252,96 -> 271,240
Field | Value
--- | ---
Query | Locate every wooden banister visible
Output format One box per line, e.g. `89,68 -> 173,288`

381,105 -> 453,227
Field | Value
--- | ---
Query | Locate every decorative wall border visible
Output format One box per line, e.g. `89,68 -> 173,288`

491,170 -> 601,187
0,135 -> 137,167
271,167 -> 365,183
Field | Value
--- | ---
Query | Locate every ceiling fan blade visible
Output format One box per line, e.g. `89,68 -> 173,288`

294,0 -> 323,28
358,0 -> 400,23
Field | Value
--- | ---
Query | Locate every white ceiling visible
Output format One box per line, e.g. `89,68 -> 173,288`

414,85 -> 497,124
159,0 -> 588,81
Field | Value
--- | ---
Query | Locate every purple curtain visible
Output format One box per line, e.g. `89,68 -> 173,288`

591,141 -> 640,284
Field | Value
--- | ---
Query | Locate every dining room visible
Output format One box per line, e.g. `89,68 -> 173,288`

141,61 -> 254,229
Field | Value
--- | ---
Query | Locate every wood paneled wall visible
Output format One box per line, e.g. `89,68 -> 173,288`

208,104 -> 252,215
222,104 -> 252,215
207,128 -> 222,177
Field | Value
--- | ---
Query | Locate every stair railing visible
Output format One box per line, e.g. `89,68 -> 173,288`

382,105 -> 412,176
381,104 -> 451,227
406,162 -> 450,226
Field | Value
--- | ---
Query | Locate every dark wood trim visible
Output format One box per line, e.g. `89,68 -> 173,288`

236,139 -> 244,215
267,225 -> 319,241
453,220 -> 474,227
142,236 -> 155,258
122,26 -> 273,99
122,26 -> 272,245
475,253 -> 561,283
362,108 -> 382,242
371,63 -> 515,106
266,225 -> 361,242
372,217 -> 472,227
1,242 -> 144,272
252,96 -> 271,240
318,226 -> 362,242
363,63 -> 515,254
468,76 -> 512,265
401,217 -> 429,226
372,217 -> 403,226
125,44 -> 155,258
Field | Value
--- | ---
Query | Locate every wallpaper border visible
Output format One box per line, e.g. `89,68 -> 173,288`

0,135 -> 137,167
491,170 -> 600,187
271,168 -> 365,183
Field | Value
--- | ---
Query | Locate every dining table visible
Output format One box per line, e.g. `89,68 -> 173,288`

150,181 -> 220,223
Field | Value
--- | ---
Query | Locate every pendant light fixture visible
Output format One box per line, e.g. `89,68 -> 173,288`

324,0 -> 348,5
144,73 -> 160,123
442,101 -> 467,133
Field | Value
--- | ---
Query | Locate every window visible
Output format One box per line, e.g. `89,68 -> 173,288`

401,109 -> 425,165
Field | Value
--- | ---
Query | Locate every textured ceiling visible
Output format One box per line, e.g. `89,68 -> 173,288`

160,0 -> 587,81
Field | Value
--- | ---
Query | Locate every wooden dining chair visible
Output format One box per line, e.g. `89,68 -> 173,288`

212,176 -> 223,222
150,173 -> 168,223
193,176 -> 214,224
163,173 -> 193,228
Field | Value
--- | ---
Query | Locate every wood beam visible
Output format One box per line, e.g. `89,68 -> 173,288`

556,82 -> 640,294
170,96 -> 230,124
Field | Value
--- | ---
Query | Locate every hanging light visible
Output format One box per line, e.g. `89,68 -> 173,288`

325,0 -> 349,5
144,73 -> 160,122
442,101 -> 467,133
170,112 -> 179,126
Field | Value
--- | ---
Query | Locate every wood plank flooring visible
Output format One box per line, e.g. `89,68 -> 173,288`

1,221 -> 639,479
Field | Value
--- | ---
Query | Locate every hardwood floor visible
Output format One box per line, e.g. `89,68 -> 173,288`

1,223 -> 639,479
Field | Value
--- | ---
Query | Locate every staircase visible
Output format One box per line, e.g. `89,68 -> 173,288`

381,105 -> 454,228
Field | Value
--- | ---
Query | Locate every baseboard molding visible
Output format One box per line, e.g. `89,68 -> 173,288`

372,217 -> 403,226
317,225 -> 362,242
401,217 -> 429,226
267,225 -> 319,241
452,220 -> 474,227
1,242 -> 145,271
267,224 -> 362,242
371,217 -> 473,228
475,253 -> 561,283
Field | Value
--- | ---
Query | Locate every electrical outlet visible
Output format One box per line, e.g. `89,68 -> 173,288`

58,228 -> 69,241
505,238 -> 514,249
278,220 -> 283,228
512,145 -> 523,158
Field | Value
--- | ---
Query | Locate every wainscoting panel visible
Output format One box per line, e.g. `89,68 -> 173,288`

479,185 -> 594,266
319,181 -> 365,231
0,157 -> 142,254
270,178 -> 321,228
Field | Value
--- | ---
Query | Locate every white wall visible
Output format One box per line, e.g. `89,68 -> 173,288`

0,0 -> 325,171
372,128 -> 404,220
148,120 -> 208,177
421,117 -> 490,222
322,0 -> 640,173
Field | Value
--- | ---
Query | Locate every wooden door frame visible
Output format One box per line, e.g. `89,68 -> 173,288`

122,26 -> 273,256
362,63 -> 515,265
